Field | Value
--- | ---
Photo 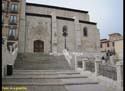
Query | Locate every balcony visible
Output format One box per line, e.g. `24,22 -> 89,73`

11,0 -> 20,2
8,36 -> 17,41
9,22 -> 17,25
10,10 -> 18,13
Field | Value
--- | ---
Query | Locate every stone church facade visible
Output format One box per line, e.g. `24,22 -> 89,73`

19,0 -> 100,54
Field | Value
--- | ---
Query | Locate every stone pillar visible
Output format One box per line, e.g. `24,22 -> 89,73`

94,56 -> 101,76
73,16 -> 81,52
116,61 -> 123,88
74,55 -> 77,70
18,0 -> 26,53
82,58 -> 88,71
96,28 -> 100,52
2,37 -> 7,47
110,55 -> 115,65
51,12 -> 57,54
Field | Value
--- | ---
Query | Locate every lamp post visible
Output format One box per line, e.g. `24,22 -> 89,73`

62,26 -> 68,49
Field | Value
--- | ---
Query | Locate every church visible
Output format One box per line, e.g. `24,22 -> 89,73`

18,0 -> 100,54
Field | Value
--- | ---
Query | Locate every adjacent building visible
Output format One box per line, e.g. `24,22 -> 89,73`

100,33 -> 123,59
2,0 -> 21,46
114,38 -> 123,59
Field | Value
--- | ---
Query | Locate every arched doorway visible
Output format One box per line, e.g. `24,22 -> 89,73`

34,40 -> 44,52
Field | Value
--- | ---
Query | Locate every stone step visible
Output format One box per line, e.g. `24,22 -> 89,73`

2,78 -> 62,83
2,81 -> 98,86
5,74 -> 88,79
14,53 -> 71,70
3,78 -> 96,83
13,72 -> 80,75
2,85 -> 68,91
13,70 -> 76,72
13,70 -> 80,75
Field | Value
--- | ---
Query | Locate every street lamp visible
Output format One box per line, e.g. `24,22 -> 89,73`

62,26 -> 68,49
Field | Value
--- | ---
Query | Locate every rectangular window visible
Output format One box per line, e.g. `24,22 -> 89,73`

2,15 -> 4,24
107,42 -> 109,47
10,15 -> 17,24
8,28 -> 16,40
112,42 -> 115,47
11,4 -> 18,12
100,43 -> 102,48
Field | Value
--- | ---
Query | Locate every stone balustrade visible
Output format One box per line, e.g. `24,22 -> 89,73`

63,49 -> 72,67
74,54 -> 123,89
2,37 -> 18,78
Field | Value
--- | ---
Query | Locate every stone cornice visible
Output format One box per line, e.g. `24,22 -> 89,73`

26,12 -> 97,25
26,2 -> 88,14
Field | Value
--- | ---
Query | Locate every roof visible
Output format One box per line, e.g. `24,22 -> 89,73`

109,33 -> 121,36
100,39 -> 107,41
100,39 -> 110,43
26,2 -> 88,14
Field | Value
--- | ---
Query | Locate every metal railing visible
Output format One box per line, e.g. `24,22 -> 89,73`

98,63 -> 117,80
85,61 -> 95,72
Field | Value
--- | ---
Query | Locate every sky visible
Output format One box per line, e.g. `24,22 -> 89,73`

26,0 -> 123,39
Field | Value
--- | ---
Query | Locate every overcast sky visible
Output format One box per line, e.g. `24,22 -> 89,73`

26,0 -> 123,39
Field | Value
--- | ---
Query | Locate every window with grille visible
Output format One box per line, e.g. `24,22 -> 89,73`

10,15 -> 17,24
8,28 -> 16,40
11,4 -> 18,12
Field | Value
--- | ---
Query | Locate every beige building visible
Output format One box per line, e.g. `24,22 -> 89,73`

100,33 -> 123,59
114,38 -> 123,59
2,0 -> 21,49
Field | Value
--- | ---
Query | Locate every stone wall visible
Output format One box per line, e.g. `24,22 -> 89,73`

19,2 -> 100,53
26,4 -> 89,21
25,16 -> 51,53
2,37 -> 18,78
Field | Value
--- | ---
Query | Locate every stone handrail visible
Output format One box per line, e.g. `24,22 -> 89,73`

63,49 -> 72,67
71,52 -> 123,89
2,37 -> 18,77
81,56 -> 123,89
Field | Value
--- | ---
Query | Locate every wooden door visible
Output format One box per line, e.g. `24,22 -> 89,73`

34,40 -> 44,52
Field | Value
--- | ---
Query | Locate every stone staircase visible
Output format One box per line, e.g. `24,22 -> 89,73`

14,53 -> 71,70
3,70 -> 99,91
2,53 -> 119,91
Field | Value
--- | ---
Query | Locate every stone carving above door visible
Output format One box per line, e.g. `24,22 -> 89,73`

31,22 -> 49,38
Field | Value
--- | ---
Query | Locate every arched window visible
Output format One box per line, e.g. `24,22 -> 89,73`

83,27 -> 88,37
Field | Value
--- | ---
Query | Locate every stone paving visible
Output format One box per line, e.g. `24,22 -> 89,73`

2,85 -> 68,91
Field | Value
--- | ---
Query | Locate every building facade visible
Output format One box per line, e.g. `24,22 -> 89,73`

2,0 -> 21,42
3,0 -> 100,54
114,38 -> 123,59
100,33 -> 123,59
